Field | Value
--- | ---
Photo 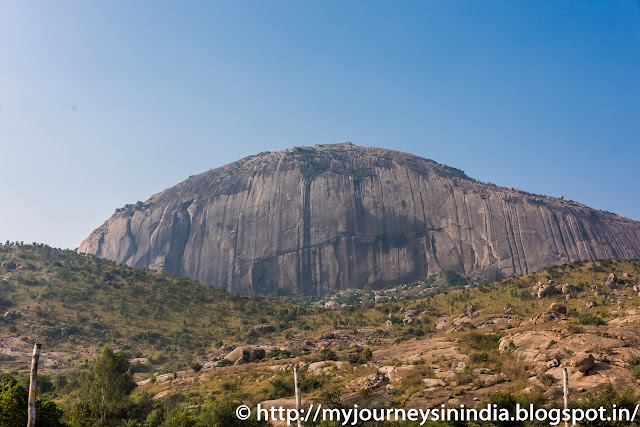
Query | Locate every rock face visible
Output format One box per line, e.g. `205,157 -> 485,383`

572,353 -> 595,373
78,143 -> 640,295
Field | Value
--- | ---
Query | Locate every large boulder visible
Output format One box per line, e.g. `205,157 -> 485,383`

224,346 -> 248,363
604,273 -> 618,288
549,303 -> 567,314
571,353 -> 595,373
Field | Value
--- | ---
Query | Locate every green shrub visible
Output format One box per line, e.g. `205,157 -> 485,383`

470,351 -> 489,363
579,314 -> 605,326
465,331 -> 504,351
319,349 -> 337,361
628,356 -> 640,378
538,373 -> 556,387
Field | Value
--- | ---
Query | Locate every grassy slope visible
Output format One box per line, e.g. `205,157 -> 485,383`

2,243 -> 639,375
3,244 -> 640,425
0,244 -> 321,371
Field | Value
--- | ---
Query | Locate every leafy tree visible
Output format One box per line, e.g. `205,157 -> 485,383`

80,346 -> 136,423
0,374 -> 66,427
443,269 -> 468,286
574,384 -> 637,427
194,399 -> 268,427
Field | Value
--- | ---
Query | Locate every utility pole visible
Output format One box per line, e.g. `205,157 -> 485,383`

27,343 -> 41,427
563,367 -> 570,427
294,366 -> 303,427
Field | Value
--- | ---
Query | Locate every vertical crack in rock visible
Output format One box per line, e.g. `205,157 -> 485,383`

78,144 -> 640,294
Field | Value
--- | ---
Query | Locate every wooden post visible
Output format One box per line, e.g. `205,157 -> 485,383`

563,367 -> 570,427
294,366 -> 303,427
27,343 -> 41,427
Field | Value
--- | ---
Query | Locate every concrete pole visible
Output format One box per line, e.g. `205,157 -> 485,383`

294,366 -> 303,427
563,367 -> 570,427
27,343 -> 41,427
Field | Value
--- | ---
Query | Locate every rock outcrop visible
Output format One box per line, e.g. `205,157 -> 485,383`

78,143 -> 640,295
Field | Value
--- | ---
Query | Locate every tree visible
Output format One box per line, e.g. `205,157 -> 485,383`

81,346 -> 136,424
0,374 -> 66,427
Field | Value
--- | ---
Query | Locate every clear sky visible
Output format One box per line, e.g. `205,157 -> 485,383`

1,1 -> 638,249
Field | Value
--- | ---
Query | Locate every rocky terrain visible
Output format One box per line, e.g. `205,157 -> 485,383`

131,264 -> 640,426
78,143 -> 640,295
3,244 -> 640,425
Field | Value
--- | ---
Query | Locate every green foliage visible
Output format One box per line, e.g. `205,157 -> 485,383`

628,356 -> 640,379
0,374 -> 67,427
194,399 -> 269,427
360,347 -> 373,362
320,349 -> 337,361
464,331 -> 504,351
579,314 -> 605,326
266,348 -> 291,359
470,351 -> 489,363
0,244 -> 317,371
442,270 -> 468,287
538,373 -> 556,387
574,384 -> 637,427
347,346 -> 374,363
80,346 -> 136,423
268,376 -> 294,398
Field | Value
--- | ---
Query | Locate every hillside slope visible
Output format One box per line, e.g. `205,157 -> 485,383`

4,244 -> 640,427
0,244 -> 316,371
78,143 -> 640,295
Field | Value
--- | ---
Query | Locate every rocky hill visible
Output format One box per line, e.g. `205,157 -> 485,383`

78,143 -> 640,295
4,243 -> 640,426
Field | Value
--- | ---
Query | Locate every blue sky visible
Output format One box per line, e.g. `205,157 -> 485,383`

1,1 -> 638,249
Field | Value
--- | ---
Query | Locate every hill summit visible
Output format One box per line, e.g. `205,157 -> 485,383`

78,143 -> 640,295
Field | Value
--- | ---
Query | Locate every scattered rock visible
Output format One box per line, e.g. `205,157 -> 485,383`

435,317 -> 447,330
307,361 -> 350,375
586,301 -> 598,309
155,373 -> 176,384
604,273 -> 618,288
531,311 -> 566,324
571,353 -> 595,373
549,303 -> 567,314
422,378 -> 446,387
253,324 -> 275,334
403,309 -> 419,323
351,373 -> 386,389
537,284 -> 556,298
324,301 -> 341,310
